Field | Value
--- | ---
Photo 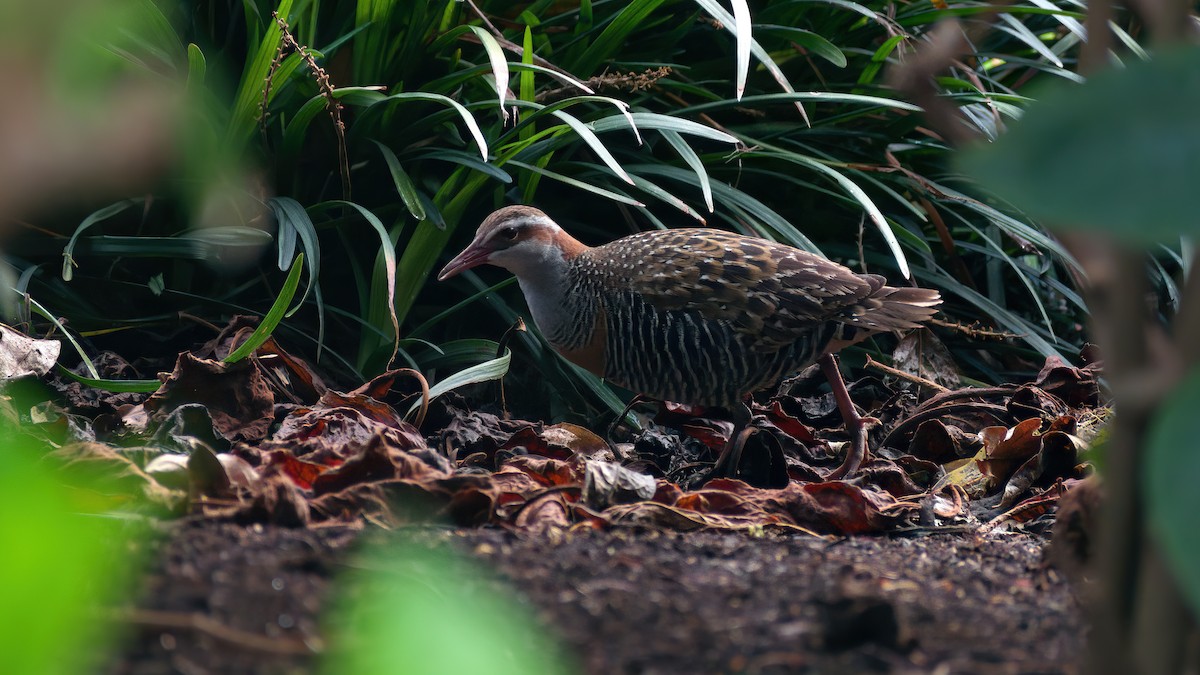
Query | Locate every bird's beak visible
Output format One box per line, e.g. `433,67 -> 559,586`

437,243 -> 493,281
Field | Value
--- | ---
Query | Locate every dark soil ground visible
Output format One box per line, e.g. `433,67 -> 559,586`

110,520 -> 1084,674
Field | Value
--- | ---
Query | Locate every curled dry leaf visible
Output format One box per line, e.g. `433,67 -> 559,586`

978,418 -> 1043,475
1035,353 -> 1102,408
272,388 -> 426,457
142,353 -> 274,443
908,419 -> 978,463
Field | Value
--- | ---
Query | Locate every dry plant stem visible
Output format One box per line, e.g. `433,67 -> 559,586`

1078,0 -> 1114,74
1132,546 -> 1193,674
1066,238 -> 1147,675
399,368 -> 431,430
927,317 -> 1017,340
1172,248 -> 1200,364
113,607 -> 320,655
606,393 -> 650,445
919,196 -> 977,290
259,39 -> 286,147
863,354 -> 949,393
1129,251 -> 1200,669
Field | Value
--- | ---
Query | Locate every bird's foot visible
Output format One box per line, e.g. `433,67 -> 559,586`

682,425 -> 757,489
826,415 -> 880,480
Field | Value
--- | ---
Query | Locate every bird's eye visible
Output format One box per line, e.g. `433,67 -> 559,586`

499,226 -> 519,240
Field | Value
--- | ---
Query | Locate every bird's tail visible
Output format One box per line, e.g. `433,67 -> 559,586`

827,275 -> 941,349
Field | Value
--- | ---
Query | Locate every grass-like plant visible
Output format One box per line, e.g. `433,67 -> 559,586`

7,0 -> 1152,421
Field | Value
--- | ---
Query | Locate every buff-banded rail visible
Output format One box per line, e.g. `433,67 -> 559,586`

439,205 -> 941,482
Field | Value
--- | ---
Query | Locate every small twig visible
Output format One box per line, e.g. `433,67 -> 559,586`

537,67 -> 672,104
111,607 -> 322,656
458,0 -> 578,80
928,317 -> 1017,340
863,354 -> 949,393
177,312 -> 223,334
856,214 -> 868,274
409,368 -> 432,430
919,196 -> 977,291
259,36 -> 287,148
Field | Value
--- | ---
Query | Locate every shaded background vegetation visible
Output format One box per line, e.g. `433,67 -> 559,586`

6,0 -> 1153,427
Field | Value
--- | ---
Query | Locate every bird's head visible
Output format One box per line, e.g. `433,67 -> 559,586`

437,205 -> 586,281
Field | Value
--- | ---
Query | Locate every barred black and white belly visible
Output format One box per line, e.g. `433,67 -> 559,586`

600,291 -> 834,407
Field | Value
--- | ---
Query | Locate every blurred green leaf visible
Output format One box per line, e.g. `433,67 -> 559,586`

0,433 -> 144,675
960,46 -> 1200,241
324,541 -> 572,675
1145,366 -> 1200,615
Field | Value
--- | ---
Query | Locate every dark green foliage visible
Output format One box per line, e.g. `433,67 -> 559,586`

7,0 -> 1129,423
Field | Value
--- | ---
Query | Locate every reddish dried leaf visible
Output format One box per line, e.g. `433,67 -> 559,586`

274,392 -> 425,456
514,490 -> 572,532
311,433 -> 446,496
680,421 -> 733,451
980,418 -> 1043,461
491,465 -> 547,501
662,479 -> 915,535
653,481 -> 684,505
264,450 -> 330,490
254,337 -> 327,403
765,399 -> 818,444
500,455 -> 580,487
797,482 -> 917,534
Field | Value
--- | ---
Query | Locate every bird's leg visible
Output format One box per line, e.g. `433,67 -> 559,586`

820,353 -> 867,480
606,393 -> 651,445
705,401 -> 755,481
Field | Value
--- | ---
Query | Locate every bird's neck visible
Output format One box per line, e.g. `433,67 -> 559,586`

510,231 -> 591,347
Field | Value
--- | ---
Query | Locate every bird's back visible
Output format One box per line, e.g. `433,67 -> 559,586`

553,229 -> 936,406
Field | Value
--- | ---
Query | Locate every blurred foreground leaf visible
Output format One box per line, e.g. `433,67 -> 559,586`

324,540 -> 572,675
1144,367 -> 1200,615
960,46 -> 1200,241
0,429 -> 144,674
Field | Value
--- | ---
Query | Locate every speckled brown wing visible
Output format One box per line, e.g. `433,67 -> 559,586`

590,229 -> 876,350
